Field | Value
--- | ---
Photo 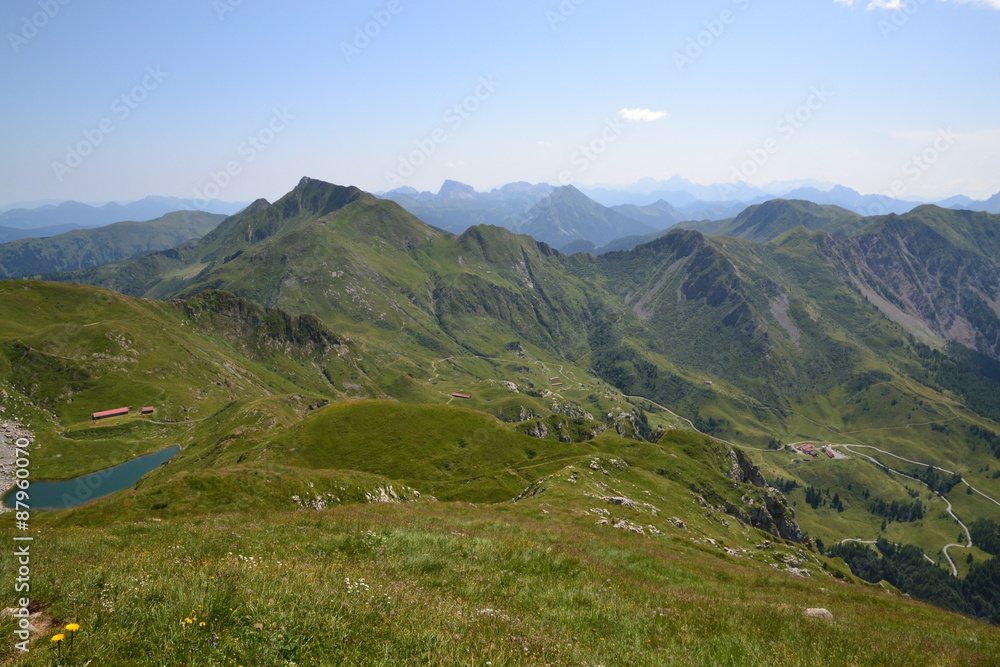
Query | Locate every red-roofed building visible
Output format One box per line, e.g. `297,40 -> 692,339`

92,407 -> 129,420
140,407 -> 155,415
451,393 -> 472,399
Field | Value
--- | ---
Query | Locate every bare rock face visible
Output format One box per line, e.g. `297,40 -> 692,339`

761,493 -> 805,543
525,421 -> 548,439
723,450 -> 805,543
803,608 -> 833,621
832,212 -> 1000,362
728,449 -> 768,487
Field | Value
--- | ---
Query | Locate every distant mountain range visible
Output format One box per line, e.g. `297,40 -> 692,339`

381,180 -> 556,233
381,180 -> 1000,250
381,180 -> 745,243
580,176 -> 1000,215
0,195 -> 247,234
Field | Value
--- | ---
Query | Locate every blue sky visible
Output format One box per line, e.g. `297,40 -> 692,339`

2,0 -> 998,205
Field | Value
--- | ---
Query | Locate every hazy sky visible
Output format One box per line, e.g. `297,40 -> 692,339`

2,0 -> 998,205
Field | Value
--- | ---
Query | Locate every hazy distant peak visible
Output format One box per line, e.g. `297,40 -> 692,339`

438,180 -> 477,199
388,186 -> 420,196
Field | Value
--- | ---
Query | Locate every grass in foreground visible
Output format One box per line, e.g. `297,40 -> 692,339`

4,502 -> 1000,666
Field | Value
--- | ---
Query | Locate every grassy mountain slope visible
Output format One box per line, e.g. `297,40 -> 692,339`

8,397 -> 1000,665
0,211 -> 224,278
677,199 -> 867,242
0,223 -> 83,244
0,280 -> 385,480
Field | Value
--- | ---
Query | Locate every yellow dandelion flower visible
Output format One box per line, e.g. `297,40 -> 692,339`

51,634 -> 65,643
65,623 -> 80,632
199,622 -> 206,627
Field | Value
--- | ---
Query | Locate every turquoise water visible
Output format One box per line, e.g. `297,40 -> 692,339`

4,445 -> 179,510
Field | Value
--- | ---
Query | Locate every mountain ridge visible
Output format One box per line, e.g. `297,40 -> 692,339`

0,210 -> 224,278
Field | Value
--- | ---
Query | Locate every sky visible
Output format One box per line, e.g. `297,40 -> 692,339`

2,0 -> 999,206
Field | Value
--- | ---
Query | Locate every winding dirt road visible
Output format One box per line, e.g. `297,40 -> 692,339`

620,392 -> 998,576
832,443 -> 975,576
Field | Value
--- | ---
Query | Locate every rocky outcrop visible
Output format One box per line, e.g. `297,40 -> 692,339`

176,290 -> 344,360
731,493 -> 805,544
728,449 -> 768,487
525,420 -> 548,439
724,449 -> 805,543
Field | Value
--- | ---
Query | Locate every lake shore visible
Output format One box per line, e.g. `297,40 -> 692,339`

0,420 -> 34,514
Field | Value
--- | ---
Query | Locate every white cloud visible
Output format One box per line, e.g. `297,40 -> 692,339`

836,0 -> 1000,9
617,108 -> 670,123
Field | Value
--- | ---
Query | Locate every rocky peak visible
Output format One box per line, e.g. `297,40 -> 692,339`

438,180 -> 477,200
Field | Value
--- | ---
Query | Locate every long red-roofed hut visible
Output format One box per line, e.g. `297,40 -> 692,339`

92,407 -> 129,421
